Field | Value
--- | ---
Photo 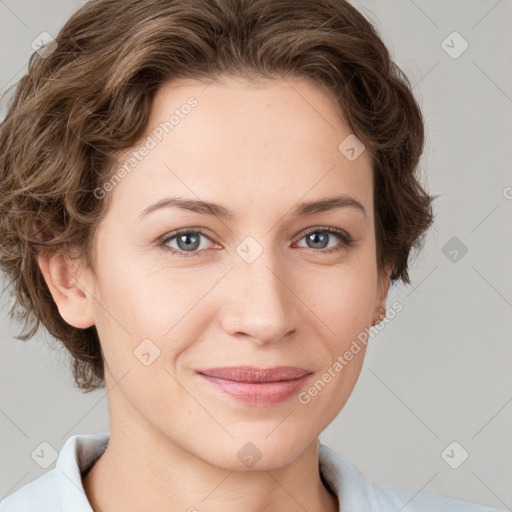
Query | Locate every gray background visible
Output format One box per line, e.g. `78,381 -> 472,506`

1,0 -> 511,509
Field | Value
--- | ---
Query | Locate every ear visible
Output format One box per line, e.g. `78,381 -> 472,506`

371,262 -> 393,325
36,248 -> 95,329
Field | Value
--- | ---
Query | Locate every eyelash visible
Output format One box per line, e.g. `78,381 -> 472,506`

157,226 -> 355,258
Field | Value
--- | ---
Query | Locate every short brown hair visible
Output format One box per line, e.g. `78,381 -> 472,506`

0,0 -> 435,391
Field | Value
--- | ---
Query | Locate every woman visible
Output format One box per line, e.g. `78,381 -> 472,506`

0,0 -> 505,511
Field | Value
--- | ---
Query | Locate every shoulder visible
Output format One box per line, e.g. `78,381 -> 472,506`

0,470 -> 57,512
0,432 -> 109,512
370,480 -> 505,511
318,442 -> 505,512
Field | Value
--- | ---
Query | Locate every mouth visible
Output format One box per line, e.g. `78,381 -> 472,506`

195,366 -> 313,405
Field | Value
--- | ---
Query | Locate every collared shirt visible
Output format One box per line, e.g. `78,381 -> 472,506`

0,432 -> 505,511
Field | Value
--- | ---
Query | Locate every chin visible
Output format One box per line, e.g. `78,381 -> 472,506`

189,427 -> 316,472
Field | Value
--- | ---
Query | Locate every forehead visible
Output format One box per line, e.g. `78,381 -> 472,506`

107,75 -> 373,222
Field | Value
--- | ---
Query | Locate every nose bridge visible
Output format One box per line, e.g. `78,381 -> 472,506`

220,242 -> 297,343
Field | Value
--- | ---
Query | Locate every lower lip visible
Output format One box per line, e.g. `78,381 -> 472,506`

198,373 -> 311,405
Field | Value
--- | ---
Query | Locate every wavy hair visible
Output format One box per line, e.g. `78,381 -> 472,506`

0,0 -> 435,391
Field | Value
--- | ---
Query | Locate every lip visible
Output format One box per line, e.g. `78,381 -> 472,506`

196,366 -> 313,405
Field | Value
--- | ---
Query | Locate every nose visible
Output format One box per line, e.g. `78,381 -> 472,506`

218,251 -> 298,346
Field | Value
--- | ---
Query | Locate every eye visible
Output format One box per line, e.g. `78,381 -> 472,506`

157,226 -> 355,258
157,228 -> 214,257
295,226 -> 355,254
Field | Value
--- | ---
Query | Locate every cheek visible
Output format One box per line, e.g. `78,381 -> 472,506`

296,267 -> 375,421
92,251 -> 177,332
91,263 -> 206,375
304,258 -> 377,344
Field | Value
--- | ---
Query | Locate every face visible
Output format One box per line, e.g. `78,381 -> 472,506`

55,75 -> 390,470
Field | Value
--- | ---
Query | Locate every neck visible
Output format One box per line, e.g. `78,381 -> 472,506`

82,424 -> 338,512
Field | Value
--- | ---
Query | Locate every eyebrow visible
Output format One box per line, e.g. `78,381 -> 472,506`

138,194 -> 367,221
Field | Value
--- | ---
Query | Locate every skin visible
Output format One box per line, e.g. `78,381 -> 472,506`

38,75 -> 391,512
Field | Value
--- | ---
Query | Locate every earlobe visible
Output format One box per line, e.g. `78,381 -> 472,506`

372,263 -> 393,325
36,249 -> 95,329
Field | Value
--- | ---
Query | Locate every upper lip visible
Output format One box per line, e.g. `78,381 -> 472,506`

196,366 -> 312,383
